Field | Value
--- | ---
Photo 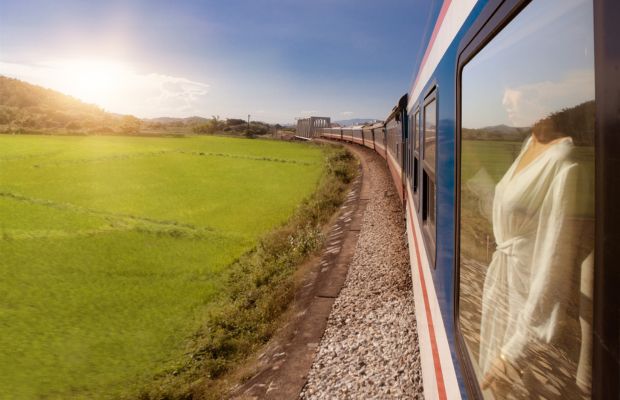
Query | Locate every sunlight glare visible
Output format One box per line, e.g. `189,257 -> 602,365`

50,59 -> 132,108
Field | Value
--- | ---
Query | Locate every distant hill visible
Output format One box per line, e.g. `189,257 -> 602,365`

143,116 -> 210,125
333,118 -> 380,127
462,124 -> 530,141
0,76 -> 135,134
0,77 -> 211,135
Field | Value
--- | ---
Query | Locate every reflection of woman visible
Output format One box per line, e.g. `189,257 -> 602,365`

478,105 -> 593,396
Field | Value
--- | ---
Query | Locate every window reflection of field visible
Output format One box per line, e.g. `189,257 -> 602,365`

459,138 -> 594,399
459,139 -> 521,366
460,138 -> 594,267
460,140 -> 521,262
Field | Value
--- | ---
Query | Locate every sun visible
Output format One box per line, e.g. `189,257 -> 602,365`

58,59 -> 131,107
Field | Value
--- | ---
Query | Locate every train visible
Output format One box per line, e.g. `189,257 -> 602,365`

317,0 -> 619,399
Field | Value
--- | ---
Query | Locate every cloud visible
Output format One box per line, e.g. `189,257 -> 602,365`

0,59 -> 210,117
299,110 -> 318,117
502,69 -> 594,126
340,111 -> 354,116
144,73 -> 209,114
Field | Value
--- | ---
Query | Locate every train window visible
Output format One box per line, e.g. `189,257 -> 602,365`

407,114 -> 413,180
414,111 -> 420,151
422,91 -> 437,261
414,110 -> 420,197
424,98 -> 436,173
458,0 -> 595,399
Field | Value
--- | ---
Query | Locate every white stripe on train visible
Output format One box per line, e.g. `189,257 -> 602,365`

408,0 -> 478,111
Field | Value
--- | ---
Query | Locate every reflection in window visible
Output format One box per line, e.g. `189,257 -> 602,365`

423,92 -> 437,259
424,99 -> 436,172
414,111 -> 420,194
414,111 -> 420,150
458,0 -> 595,399
409,114 -> 414,177
425,175 -> 435,231
406,115 -> 410,177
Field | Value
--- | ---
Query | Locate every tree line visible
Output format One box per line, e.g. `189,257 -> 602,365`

0,76 -> 284,137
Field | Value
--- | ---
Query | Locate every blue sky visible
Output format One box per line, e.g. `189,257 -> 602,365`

462,0 -> 594,129
0,0 -> 438,123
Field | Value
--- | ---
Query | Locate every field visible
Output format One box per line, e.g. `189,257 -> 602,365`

0,135 -> 325,399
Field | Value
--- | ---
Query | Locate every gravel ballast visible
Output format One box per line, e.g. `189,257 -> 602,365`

300,148 -> 424,399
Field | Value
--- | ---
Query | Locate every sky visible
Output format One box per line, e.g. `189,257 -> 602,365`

0,0 -> 438,123
461,0 -> 594,129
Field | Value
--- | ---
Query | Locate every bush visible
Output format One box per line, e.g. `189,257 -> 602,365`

121,115 -> 141,134
65,121 -> 81,130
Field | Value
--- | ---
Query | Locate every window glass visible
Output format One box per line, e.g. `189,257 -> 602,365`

459,0 -> 595,398
410,114 -> 414,175
424,99 -> 436,171
422,94 -> 437,257
414,110 -> 420,194
414,111 -> 420,151
427,178 -> 435,230
386,118 -> 400,160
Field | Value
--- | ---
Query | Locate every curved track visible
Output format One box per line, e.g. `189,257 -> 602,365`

301,144 -> 424,399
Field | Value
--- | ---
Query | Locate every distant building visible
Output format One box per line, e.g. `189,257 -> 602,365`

295,116 -> 330,139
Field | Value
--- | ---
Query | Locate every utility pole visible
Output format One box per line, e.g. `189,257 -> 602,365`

247,114 -> 251,132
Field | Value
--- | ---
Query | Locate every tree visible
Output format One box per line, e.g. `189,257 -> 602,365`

121,115 -> 141,134
192,115 -> 225,134
65,121 -> 82,130
226,118 -> 245,126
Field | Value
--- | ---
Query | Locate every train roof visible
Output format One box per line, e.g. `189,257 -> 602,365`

365,121 -> 385,129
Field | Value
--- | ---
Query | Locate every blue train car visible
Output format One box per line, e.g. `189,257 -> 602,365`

321,0 -> 619,398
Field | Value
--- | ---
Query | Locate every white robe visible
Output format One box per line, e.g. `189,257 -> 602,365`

479,136 -> 581,375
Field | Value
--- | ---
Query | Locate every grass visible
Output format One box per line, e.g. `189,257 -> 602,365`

0,134 -> 354,399
140,144 -> 357,399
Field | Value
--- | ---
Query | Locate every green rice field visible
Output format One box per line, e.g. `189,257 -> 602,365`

0,134 -> 325,399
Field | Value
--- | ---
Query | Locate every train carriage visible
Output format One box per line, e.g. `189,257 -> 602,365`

320,1 -> 618,398
350,126 -> 363,145
372,122 -> 387,159
345,127 -> 354,143
385,96 -> 407,202
362,126 -> 374,150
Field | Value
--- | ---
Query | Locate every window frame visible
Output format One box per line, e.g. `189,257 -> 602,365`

423,95 -> 437,180
452,0 -> 616,398
454,2 -> 541,397
422,87 -> 438,266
